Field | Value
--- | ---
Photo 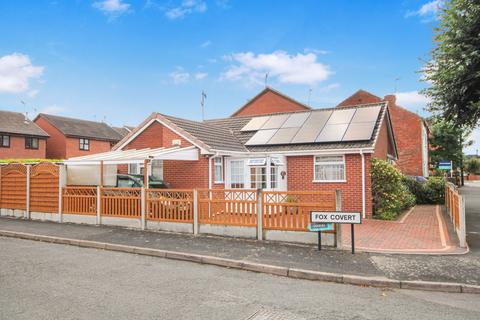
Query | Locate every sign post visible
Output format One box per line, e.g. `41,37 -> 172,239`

310,211 -> 361,254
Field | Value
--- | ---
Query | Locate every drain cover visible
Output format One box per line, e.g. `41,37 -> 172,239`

245,307 -> 305,320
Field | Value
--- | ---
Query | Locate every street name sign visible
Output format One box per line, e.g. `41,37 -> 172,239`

310,211 -> 361,224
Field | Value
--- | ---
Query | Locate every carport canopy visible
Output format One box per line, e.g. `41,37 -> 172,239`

64,146 -> 199,165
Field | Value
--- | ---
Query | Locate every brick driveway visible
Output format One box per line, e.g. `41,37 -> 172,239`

341,205 -> 463,254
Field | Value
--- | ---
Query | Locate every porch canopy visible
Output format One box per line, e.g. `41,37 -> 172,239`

64,146 -> 198,165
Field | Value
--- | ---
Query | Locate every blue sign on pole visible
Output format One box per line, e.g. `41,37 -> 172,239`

438,160 -> 452,170
308,223 -> 334,232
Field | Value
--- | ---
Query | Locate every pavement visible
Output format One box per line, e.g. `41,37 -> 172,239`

461,181 -> 480,254
341,205 -> 463,253
1,216 -> 479,288
1,236 -> 479,320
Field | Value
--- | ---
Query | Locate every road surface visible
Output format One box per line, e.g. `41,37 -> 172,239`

0,237 -> 479,320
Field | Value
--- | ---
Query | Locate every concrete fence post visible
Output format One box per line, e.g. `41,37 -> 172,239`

141,187 -> 146,230
193,189 -> 198,235
335,189 -> 342,249
459,195 -> 467,248
26,165 -> 31,220
96,186 -> 101,225
58,165 -> 63,223
256,189 -> 263,241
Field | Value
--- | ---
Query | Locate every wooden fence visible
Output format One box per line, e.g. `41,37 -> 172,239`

30,163 -> 59,213
445,182 -> 467,247
263,191 -> 336,231
198,189 -> 258,226
0,163 -> 27,210
100,187 -> 142,218
62,186 -> 97,215
146,189 -> 193,223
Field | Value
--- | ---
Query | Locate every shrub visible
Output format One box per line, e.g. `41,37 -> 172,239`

371,159 -> 416,220
403,176 -> 445,204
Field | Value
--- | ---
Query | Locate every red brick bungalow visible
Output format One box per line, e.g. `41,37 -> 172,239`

337,90 -> 429,177
0,110 -> 49,159
34,114 -> 123,159
113,95 -> 398,218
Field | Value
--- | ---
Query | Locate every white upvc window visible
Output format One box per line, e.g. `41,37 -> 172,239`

313,155 -> 346,182
213,157 -> 223,183
230,160 -> 245,189
250,166 -> 267,189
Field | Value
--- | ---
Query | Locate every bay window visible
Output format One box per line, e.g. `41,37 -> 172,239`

314,155 -> 346,182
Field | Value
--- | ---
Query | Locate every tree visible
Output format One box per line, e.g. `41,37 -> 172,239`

465,157 -> 480,174
429,118 -> 472,170
422,0 -> 480,129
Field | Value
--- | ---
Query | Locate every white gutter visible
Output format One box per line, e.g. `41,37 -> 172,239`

360,149 -> 366,219
210,147 -> 375,157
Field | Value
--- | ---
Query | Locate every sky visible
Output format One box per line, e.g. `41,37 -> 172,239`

0,0 -> 478,154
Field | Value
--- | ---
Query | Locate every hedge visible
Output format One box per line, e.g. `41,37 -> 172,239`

403,176 -> 445,204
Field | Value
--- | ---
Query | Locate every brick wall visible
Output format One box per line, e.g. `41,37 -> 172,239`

232,89 -> 309,117
65,137 -> 113,159
385,96 -> 424,176
337,90 -> 382,107
0,135 -> 47,159
287,154 -> 373,217
34,117 -> 66,159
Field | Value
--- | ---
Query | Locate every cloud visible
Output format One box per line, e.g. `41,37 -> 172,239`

304,48 -> 329,55
195,72 -> 208,80
220,51 -> 332,86
406,1 -> 442,20
200,40 -> 211,48
169,68 -> 190,84
0,53 -> 44,93
93,0 -> 130,18
165,0 -> 207,19
395,91 -> 431,110
465,128 -> 480,154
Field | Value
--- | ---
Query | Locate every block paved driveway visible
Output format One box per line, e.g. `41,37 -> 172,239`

341,205 -> 463,254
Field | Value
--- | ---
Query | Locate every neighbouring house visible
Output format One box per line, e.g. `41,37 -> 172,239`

97,96 -> 397,218
0,110 -> 49,159
230,87 -> 311,117
112,125 -> 135,138
337,90 -> 429,177
34,113 -> 123,159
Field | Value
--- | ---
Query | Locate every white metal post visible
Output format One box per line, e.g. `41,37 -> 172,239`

193,189 -> 198,235
26,165 -> 30,219
335,189 -> 342,249
96,186 -> 101,225
256,189 -> 263,240
141,187 -> 146,230
459,195 -> 467,248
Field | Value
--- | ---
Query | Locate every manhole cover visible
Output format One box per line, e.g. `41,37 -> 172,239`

245,307 -> 305,320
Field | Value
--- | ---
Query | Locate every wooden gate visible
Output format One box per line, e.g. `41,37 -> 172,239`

30,163 -> 59,213
0,163 -> 27,210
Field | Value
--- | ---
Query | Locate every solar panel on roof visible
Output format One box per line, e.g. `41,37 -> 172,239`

327,109 -> 356,124
316,124 -> 349,142
245,129 -> 278,145
351,106 -> 381,123
290,111 -> 332,143
267,127 -> 301,145
260,114 -> 289,129
342,122 -> 376,141
281,112 -> 310,128
241,116 -> 270,131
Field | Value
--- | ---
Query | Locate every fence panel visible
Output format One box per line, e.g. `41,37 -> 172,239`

198,189 -> 257,226
445,182 -> 466,247
62,186 -> 97,215
0,163 -> 27,210
30,163 -> 59,213
263,191 -> 336,231
146,189 -> 193,223
100,187 -> 141,218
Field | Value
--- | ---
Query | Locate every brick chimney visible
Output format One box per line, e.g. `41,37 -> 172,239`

383,94 -> 396,106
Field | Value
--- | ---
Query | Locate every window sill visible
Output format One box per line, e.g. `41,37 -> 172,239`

312,180 -> 347,183
214,181 -> 224,184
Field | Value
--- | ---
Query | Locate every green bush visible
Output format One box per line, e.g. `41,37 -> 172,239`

371,159 -> 416,220
403,176 -> 445,204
